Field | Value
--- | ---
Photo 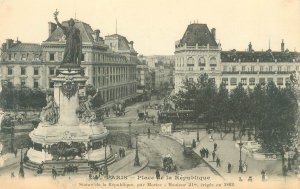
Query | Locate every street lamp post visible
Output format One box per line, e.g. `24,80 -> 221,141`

10,125 -> 15,153
134,132 -> 140,166
19,145 -> 24,178
238,141 -> 243,173
104,139 -> 108,177
281,147 -> 286,176
197,124 -> 200,142
128,121 -> 132,149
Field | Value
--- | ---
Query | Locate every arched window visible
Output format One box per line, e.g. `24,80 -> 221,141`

198,57 -> 205,66
187,57 -> 194,66
210,57 -> 217,64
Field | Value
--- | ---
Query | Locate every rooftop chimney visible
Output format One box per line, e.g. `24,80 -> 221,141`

129,41 -> 134,50
6,39 -> 13,50
94,29 -> 100,42
248,42 -> 252,52
48,22 -> 57,37
211,28 -> 216,40
281,39 -> 285,52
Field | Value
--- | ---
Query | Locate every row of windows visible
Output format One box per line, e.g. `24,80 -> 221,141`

93,53 -> 127,63
6,79 -> 40,88
188,78 -> 215,83
99,84 -> 136,102
6,67 -> 55,76
48,52 -> 85,62
92,66 -> 136,88
222,77 -> 290,86
223,65 -> 298,72
7,53 -> 40,61
176,57 -> 217,67
188,67 -> 216,71
5,51 -> 130,64
225,57 -> 296,63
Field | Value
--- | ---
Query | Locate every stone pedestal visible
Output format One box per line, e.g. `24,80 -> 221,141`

52,67 -> 87,126
26,66 -> 112,166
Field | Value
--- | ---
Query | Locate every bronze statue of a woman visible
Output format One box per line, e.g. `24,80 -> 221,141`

54,10 -> 82,66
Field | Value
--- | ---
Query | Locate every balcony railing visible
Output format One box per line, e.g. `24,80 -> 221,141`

222,71 -> 239,74
240,71 -> 258,74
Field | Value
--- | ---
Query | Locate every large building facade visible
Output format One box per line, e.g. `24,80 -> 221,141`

0,20 -> 139,103
174,23 -> 300,93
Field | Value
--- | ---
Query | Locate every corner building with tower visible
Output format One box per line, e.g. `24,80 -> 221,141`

174,23 -> 300,93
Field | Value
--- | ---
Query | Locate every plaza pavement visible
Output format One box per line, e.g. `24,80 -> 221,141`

170,131 -> 297,182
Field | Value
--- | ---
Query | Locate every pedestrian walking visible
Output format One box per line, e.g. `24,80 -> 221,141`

261,169 -> 266,181
174,164 -> 178,174
122,147 -> 125,157
288,158 -> 292,170
214,143 -> 217,151
155,169 -> 160,179
114,152 -> 118,161
265,172 -> 268,181
216,157 -> 221,167
119,147 -> 122,158
52,166 -> 57,179
148,127 -> 151,138
202,148 -> 205,158
205,148 -> 209,158
109,145 -> 112,153
14,148 -> 17,157
227,162 -> 232,173
242,163 -> 247,173
212,151 -> 216,161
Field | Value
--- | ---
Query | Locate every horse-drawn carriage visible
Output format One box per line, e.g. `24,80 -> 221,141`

113,102 -> 126,116
162,154 -> 177,173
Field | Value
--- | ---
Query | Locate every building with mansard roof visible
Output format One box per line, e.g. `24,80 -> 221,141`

174,23 -> 300,93
174,23 -> 221,93
0,19 -> 140,104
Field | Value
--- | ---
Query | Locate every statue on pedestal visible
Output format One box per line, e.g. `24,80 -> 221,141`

40,96 -> 59,125
53,9 -> 82,66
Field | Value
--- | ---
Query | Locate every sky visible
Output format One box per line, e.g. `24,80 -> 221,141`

0,0 -> 299,55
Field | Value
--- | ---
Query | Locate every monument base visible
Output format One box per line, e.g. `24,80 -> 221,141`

26,122 -> 111,165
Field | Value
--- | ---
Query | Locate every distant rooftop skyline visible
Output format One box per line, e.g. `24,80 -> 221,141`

0,0 -> 299,55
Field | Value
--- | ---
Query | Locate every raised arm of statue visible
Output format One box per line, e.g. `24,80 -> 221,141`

53,9 -> 66,33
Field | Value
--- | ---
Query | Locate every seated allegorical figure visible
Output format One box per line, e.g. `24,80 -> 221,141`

82,94 -> 97,125
40,96 -> 59,125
